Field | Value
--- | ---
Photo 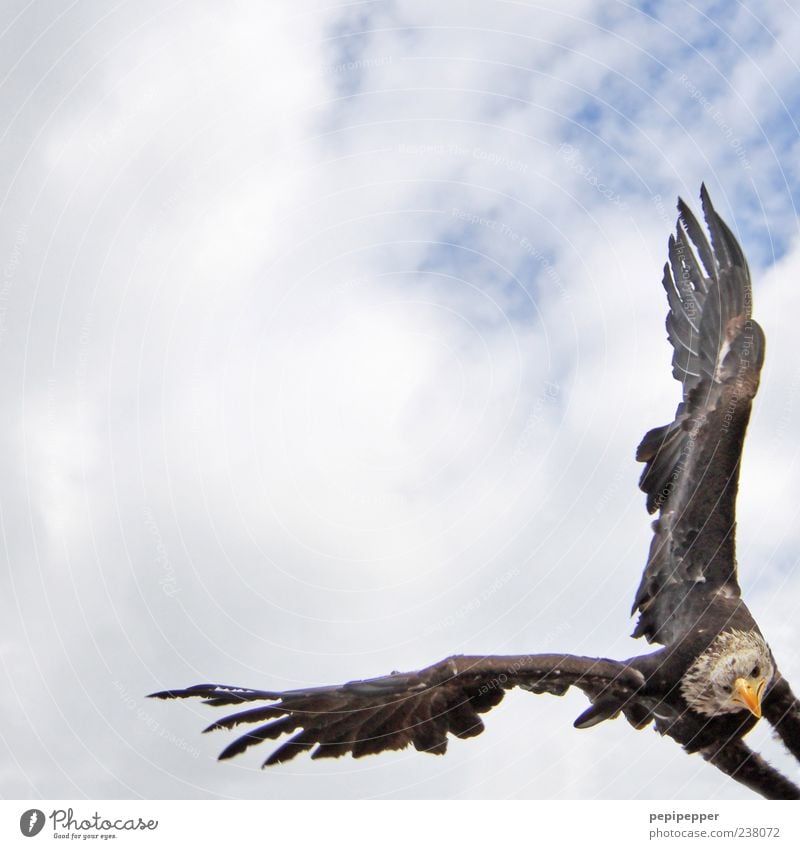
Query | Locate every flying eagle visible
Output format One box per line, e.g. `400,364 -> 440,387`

151,187 -> 800,799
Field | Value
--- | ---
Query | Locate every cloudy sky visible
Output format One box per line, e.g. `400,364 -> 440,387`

2,0 -> 800,800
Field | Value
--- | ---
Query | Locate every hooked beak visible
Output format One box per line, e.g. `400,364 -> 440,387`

732,677 -> 766,718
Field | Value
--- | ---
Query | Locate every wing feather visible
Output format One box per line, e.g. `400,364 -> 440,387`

699,739 -> 800,800
762,673 -> 800,764
632,186 -> 765,644
149,654 -> 644,765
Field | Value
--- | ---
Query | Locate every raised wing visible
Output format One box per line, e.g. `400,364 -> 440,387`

632,186 -> 765,644
149,654 -> 644,765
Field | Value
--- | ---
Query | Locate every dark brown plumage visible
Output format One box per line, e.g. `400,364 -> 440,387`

150,187 -> 800,799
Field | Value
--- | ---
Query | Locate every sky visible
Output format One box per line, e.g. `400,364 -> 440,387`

1,0 -> 800,800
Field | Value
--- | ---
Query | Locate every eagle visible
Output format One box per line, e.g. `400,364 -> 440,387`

150,187 -> 800,799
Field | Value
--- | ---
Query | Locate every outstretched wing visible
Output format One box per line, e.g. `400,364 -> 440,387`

149,654 -> 644,765
632,185 -> 765,644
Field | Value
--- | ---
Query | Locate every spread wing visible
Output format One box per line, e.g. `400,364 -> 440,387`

632,185 -> 765,644
149,654 -> 644,765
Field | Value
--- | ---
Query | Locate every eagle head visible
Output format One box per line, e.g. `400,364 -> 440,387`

680,629 -> 774,719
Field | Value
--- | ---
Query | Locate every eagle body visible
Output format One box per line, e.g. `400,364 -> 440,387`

625,599 -> 768,750
151,187 -> 800,799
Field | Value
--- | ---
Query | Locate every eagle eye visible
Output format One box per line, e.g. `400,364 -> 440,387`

751,665 -> 760,678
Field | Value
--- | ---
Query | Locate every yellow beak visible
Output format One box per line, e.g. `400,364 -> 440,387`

732,677 -> 766,718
